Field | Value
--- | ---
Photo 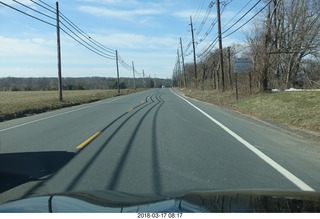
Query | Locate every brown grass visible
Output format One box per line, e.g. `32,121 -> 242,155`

178,88 -> 320,134
0,89 -> 142,121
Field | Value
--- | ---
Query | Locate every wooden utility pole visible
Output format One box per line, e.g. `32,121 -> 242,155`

177,48 -> 182,87
132,61 -> 136,90
180,37 -> 187,87
143,69 -> 145,88
115,50 -> 120,94
227,47 -> 232,88
56,1 -> 63,101
216,0 -> 225,91
190,16 -> 197,87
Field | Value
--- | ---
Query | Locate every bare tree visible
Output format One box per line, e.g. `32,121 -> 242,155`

246,0 -> 320,90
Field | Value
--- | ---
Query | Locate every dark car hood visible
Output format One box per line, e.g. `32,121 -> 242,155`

0,190 -> 320,213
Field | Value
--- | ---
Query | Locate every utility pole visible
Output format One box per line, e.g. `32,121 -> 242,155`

56,1 -> 63,101
143,69 -> 145,88
190,16 -> 197,87
115,50 -> 120,94
216,0 -> 225,91
180,37 -> 187,87
132,61 -> 136,90
177,48 -> 182,87
227,47 -> 232,88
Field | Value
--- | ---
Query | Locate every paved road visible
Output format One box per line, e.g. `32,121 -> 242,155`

0,88 -> 319,203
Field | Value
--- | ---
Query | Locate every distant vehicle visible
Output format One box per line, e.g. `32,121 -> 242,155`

0,189 -> 320,212
162,85 -> 165,88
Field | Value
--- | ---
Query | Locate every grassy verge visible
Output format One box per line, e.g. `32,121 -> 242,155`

0,89 -> 143,121
179,88 -> 320,134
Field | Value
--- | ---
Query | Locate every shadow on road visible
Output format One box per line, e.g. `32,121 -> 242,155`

106,93 -> 164,193
65,93 -> 156,191
0,151 -> 74,193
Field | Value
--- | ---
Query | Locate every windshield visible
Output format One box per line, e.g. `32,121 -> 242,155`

0,0 -> 320,215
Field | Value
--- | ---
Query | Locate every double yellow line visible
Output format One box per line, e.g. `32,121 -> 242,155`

76,99 -> 145,150
76,132 -> 101,149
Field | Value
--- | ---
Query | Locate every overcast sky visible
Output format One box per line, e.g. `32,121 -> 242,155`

0,0 -> 265,79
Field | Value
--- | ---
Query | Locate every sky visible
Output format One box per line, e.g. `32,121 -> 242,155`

0,0 -> 266,79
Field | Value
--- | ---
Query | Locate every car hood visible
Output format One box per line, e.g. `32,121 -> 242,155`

0,189 -> 320,212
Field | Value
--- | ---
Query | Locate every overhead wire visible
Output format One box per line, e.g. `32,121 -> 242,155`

1,0 -> 116,59
1,0 -> 146,72
193,1 -> 228,60
31,0 -> 56,14
195,1 -> 215,40
223,0 -> 272,39
33,0 -> 116,59
58,11 -> 116,55
221,0 -> 262,36
0,1 -> 55,27
59,23 -> 116,60
193,0 -> 207,24
118,54 -> 133,72
184,0 -> 229,60
222,0 -> 253,30
195,0 -> 270,60
182,0 -> 209,56
12,0 -> 55,20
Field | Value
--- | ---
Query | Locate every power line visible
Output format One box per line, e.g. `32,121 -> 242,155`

223,0 -> 272,39
59,22 -> 115,60
33,0 -> 116,59
185,1 -> 229,55
195,1 -> 215,40
222,0 -> 253,30
12,0 -> 55,20
1,1 -> 116,60
196,0 -> 270,60
31,0 -> 56,14
58,11 -> 115,55
193,0 -> 207,24
222,0 -> 262,35
2,0 -> 142,73
191,1 -> 229,60
118,54 -> 133,71
114,49 -> 143,76
31,0 -> 116,57
197,36 -> 219,59
0,1 -> 55,27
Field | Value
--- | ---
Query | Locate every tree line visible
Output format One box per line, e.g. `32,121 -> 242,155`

0,77 -> 172,91
173,0 -> 320,92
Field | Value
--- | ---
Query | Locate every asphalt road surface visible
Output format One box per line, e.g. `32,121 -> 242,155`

0,88 -> 319,204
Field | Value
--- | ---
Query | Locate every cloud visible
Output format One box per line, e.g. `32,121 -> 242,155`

173,9 -> 201,20
78,0 -> 140,6
0,35 -> 55,57
1,0 -> 33,5
85,32 -> 177,53
78,5 -> 163,21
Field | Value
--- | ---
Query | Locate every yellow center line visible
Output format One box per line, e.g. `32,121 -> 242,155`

76,132 -> 101,149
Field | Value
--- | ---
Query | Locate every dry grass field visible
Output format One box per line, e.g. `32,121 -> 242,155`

180,88 -> 320,134
0,89 -> 140,121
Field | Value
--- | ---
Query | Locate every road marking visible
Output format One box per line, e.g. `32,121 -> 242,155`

171,89 -> 315,192
128,108 -> 133,112
76,132 -> 101,149
0,97 -> 120,132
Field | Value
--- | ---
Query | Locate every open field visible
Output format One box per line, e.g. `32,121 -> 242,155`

0,89 -> 142,121
180,88 -> 320,134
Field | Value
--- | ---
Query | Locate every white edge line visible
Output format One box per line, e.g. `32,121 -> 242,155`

170,89 -> 315,192
0,97 -> 119,132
